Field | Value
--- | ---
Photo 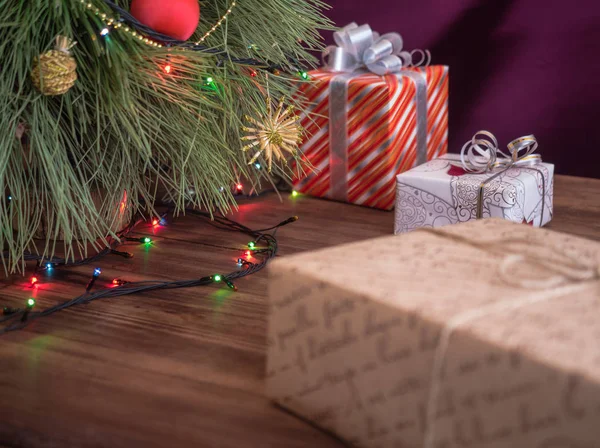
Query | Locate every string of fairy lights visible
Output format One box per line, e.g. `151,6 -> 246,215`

82,0 -> 237,48
0,209 -> 299,335
0,1 -> 310,332
88,0 -> 307,75
86,0 -> 310,101
88,0 -> 309,195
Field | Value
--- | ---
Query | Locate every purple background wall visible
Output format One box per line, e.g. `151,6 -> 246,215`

320,0 -> 600,178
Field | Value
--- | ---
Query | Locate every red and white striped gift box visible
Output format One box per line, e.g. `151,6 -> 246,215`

293,66 -> 449,210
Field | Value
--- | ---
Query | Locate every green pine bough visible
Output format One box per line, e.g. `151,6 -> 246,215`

0,0 -> 331,273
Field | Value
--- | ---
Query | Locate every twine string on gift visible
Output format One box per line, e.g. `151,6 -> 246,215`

417,227 -> 600,448
459,131 -> 546,223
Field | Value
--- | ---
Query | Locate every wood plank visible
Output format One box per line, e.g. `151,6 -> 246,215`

547,175 -> 600,240
0,174 -> 598,448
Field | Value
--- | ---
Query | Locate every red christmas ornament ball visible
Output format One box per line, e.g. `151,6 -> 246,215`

130,0 -> 200,41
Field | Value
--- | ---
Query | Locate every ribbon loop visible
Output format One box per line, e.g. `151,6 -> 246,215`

508,134 -> 538,162
378,32 -> 404,54
460,130 -> 499,173
398,51 -> 413,67
324,23 -> 431,75
334,23 -> 374,60
323,46 -> 359,73
460,131 -> 541,173
410,49 -> 432,68
332,22 -> 358,47
363,39 -> 393,65
367,54 -> 404,76
458,131 -> 546,223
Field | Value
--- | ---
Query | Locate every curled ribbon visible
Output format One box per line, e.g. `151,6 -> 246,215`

460,131 -> 541,173
457,131 -> 546,222
322,22 -> 431,75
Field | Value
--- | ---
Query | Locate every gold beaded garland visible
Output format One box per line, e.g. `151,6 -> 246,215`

31,36 -> 78,96
195,1 -> 237,44
78,0 -> 163,48
77,0 -> 236,49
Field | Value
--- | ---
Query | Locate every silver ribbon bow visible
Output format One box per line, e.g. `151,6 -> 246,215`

458,131 -> 545,221
322,22 -> 431,76
460,130 -> 541,173
298,23 -> 432,202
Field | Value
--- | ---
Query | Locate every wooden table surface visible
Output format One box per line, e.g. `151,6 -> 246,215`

0,175 -> 599,448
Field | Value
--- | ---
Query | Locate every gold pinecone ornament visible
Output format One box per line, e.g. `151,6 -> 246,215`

31,36 -> 77,96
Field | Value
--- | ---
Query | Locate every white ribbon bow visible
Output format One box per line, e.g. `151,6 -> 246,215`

460,131 -> 541,173
322,23 -> 431,76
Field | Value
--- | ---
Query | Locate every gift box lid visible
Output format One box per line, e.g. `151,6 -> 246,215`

269,219 -> 600,380
396,154 -> 554,206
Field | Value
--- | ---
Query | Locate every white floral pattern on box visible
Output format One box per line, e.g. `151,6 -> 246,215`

395,155 -> 554,234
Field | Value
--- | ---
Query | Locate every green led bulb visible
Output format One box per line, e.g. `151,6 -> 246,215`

143,237 -> 152,244
27,298 -> 36,308
206,77 -> 214,84
292,190 -> 299,197
213,274 -> 222,282
299,71 -> 309,80
248,241 -> 256,249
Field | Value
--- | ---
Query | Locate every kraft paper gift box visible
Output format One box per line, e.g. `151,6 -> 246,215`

293,23 -> 449,210
395,134 -> 554,234
266,219 -> 600,448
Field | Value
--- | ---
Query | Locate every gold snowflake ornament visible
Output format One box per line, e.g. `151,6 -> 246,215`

241,97 -> 303,172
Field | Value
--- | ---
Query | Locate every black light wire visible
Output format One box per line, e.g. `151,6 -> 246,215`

0,210 -> 297,334
12,214 -> 150,267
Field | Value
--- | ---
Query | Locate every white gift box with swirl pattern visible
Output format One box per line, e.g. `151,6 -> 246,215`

394,134 -> 554,234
